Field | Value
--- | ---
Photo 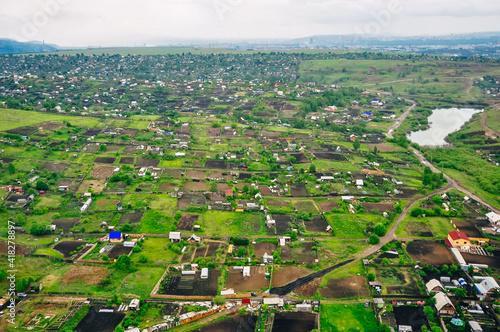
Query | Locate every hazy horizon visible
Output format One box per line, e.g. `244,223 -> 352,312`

1,0 -> 500,48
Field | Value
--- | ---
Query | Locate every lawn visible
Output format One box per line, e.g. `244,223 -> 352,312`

31,247 -> 65,259
317,239 -> 368,269
202,211 -> 265,236
130,237 -> 178,267
122,194 -> 151,210
139,210 -> 175,234
320,303 -> 378,332
148,194 -> 177,214
158,159 -> 183,167
0,109 -> 99,131
324,214 -> 365,238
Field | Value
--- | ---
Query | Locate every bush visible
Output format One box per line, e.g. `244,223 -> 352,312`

369,234 -> 380,245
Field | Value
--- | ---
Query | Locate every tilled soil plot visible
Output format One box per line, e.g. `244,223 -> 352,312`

136,158 -> 159,167
94,157 -> 116,164
319,276 -> 369,298
271,312 -> 318,332
290,184 -> 308,197
393,306 -> 429,332
160,270 -> 220,296
266,200 -> 289,207
205,160 -> 227,169
107,244 -> 133,259
0,240 -> 31,256
90,165 -> 116,179
253,242 -> 277,256
75,306 -> 125,332
192,315 -> 258,332
314,152 -> 347,161
270,214 -> 293,235
7,126 -> 36,136
119,157 -> 134,164
53,241 -> 88,258
406,240 -> 454,266
304,215 -> 329,232
205,242 -> 221,257
119,211 -> 143,225
226,266 -> 269,292
288,153 -> 309,163
177,194 -> 206,209
159,182 -> 178,191
63,266 -> 108,285
186,170 -> 206,179
361,202 -> 395,213
51,218 -> 80,232
177,214 -> 199,230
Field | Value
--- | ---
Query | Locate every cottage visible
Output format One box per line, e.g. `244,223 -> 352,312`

243,266 -> 251,277
263,252 -> 273,264
266,215 -> 276,228
433,292 -> 455,316
187,234 -> 201,244
109,231 -> 123,243
169,231 -> 181,242
446,231 -> 470,251
426,279 -> 444,293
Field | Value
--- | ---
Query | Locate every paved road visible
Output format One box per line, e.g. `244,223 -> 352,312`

386,99 -> 416,139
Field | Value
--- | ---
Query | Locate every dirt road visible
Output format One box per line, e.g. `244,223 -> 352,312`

480,111 -> 500,137
386,99 -> 416,139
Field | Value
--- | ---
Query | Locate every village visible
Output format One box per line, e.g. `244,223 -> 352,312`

0,50 -> 499,332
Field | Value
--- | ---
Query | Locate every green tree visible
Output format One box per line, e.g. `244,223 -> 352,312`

8,163 -> 16,174
373,146 -> 378,154
367,273 -> 376,281
373,223 -> 386,236
454,288 -> 466,299
114,327 -> 124,332
212,295 -> 226,304
99,144 -> 107,151
242,184 -> 249,193
369,234 -> 380,245
116,254 -> 131,271
309,164 -> 316,173
30,222 -> 50,236
378,324 -> 391,332
35,180 -> 49,191
236,247 -> 247,257
102,254 -> 109,261
353,138 -> 361,150
139,255 -> 148,263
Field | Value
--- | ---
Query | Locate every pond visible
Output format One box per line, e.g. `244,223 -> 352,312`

407,108 -> 482,147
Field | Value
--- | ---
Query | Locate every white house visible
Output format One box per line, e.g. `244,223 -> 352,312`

434,292 -> 455,316
474,276 -> 500,298
426,279 -> 444,293
356,179 -> 364,186
486,212 -> 500,224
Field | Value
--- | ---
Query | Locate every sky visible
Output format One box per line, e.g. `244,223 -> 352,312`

1,0 -> 500,47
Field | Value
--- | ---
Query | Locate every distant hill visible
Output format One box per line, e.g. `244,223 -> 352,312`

0,39 -> 58,54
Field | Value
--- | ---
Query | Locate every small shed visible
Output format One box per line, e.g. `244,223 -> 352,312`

243,266 -> 251,277
169,231 -> 181,242
109,231 -> 123,243
201,268 -> 209,279
129,299 -> 140,311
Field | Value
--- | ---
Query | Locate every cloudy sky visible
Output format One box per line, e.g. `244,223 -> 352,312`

1,0 -> 500,47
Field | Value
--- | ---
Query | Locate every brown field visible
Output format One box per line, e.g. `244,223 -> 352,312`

318,200 -> 341,211
226,266 -> 269,292
406,240 -> 454,266
405,221 -> 434,238
184,181 -> 208,191
253,242 -> 277,256
177,214 -> 199,231
304,216 -> 330,233
159,182 -> 178,191
120,157 -> 134,164
177,194 -> 206,209
77,180 -> 107,194
123,147 -> 138,154
266,200 -> 289,207
319,276 -> 369,299
90,165 -> 116,179
164,169 -> 182,178
186,170 -> 206,179
0,240 -> 31,256
361,202 -> 395,213
94,157 -> 116,164
136,158 -> 159,167
119,211 -> 143,224
272,267 -> 312,287
216,183 -> 230,192
52,218 -> 80,232
62,266 -> 108,285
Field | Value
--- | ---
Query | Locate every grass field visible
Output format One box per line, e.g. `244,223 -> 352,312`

31,247 -> 65,259
203,211 -> 265,236
324,214 -> 365,238
320,303 -> 378,332
0,109 -> 99,131
34,195 -> 63,209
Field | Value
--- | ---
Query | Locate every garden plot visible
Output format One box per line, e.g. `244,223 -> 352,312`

51,218 -> 80,232
268,214 -> 293,235
393,306 -> 429,332
164,169 -> 182,178
266,200 -> 290,208
373,268 -> 422,296
314,152 -> 347,161
290,184 -> 308,196
292,200 -> 317,213
7,126 -> 37,135
94,157 -> 116,164
317,200 -> 341,212
272,312 -> 318,332
83,129 -> 101,137
184,181 -> 208,191
159,182 -> 178,191
107,244 -> 133,259
405,221 -> 434,237
186,170 -> 206,179
90,165 -> 116,180
216,183 -> 230,192
192,315 -> 258,332
85,145 -> 100,153
361,202 -> 395,213
253,242 -> 277,256
41,162 -> 69,172
62,265 -> 108,286
75,306 -> 125,332
226,266 -> 269,292
205,160 -> 227,169
180,246 -> 195,263
177,194 -> 206,209
160,269 -> 220,296
77,180 -> 107,194
453,219 -> 484,239
406,240 -> 454,266
136,158 -> 160,167
53,241 -> 88,258
288,153 -> 309,163
290,242 -> 318,266
304,215 -> 330,232
272,266 -> 319,297
118,211 -> 143,225
462,252 -> 500,269
0,240 -> 31,256
194,246 -> 208,260
205,241 -> 221,257
123,147 -> 138,154
319,276 -> 369,299
177,214 -> 199,231
119,157 -> 134,164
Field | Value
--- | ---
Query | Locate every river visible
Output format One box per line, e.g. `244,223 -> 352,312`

407,108 -> 482,147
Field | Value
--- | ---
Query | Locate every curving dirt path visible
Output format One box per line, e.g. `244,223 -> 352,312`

386,99 -> 416,139
480,111 -> 500,137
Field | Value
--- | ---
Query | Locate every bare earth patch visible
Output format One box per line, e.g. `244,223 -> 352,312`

63,266 -> 108,285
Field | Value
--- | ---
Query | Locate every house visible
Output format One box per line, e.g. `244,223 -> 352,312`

58,185 -> 69,192
263,252 -> 273,264
373,298 -> 384,308
361,111 -> 372,118
326,106 -> 337,112
243,266 -> 251,277
109,231 -> 123,243
355,179 -> 364,187
446,231 -> 470,251
169,231 -> 181,242
326,225 -> 333,233
225,189 -> 234,197
474,277 -> 500,298
266,215 -> 275,228
349,134 -> 357,142
352,101 -> 359,107
426,279 -> 444,293
187,234 -> 201,244
129,299 -> 140,311
433,292 -> 455,316
486,212 -> 500,225
201,268 -> 209,279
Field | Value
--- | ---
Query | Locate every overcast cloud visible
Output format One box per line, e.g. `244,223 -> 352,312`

1,0 -> 500,47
